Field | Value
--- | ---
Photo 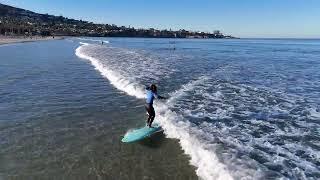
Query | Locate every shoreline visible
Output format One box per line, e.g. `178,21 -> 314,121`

0,36 -> 64,45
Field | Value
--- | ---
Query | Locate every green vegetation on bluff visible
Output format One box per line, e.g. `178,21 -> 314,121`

0,3 -> 235,38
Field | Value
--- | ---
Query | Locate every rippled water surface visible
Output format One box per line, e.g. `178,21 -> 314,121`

1,38 -> 320,180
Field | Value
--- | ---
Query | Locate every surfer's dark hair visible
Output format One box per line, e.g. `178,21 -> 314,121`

150,84 -> 157,92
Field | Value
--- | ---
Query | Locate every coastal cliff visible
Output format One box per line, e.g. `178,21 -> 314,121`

0,3 -> 236,38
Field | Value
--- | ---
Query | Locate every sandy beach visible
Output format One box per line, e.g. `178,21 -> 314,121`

0,36 -> 63,45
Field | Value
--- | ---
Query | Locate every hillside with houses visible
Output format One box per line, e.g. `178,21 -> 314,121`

0,3 -> 236,38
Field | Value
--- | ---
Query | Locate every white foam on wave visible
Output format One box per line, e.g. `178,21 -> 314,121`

167,77 -> 208,105
79,42 -> 89,45
77,37 -> 109,44
75,43 -> 144,99
176,77 -> 320,179
75,43 -> 234,180
308,107 -> 320,119
155,99 -> 234,180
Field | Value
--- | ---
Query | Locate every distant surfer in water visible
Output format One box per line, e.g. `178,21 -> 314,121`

145,84 -> 166,128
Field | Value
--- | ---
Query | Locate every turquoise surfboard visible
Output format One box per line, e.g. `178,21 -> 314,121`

121,124 -> 162,143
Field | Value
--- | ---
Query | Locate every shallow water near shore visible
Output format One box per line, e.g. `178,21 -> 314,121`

1,38 -> 320,180
0,40 -> 197,180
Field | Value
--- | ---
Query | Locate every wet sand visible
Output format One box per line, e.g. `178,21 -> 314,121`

0,36 -> 63,45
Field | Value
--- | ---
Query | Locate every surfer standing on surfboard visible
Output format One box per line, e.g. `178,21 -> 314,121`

145,84 -> 166,128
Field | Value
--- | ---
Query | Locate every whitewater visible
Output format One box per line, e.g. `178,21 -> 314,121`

75,39 -> 320,180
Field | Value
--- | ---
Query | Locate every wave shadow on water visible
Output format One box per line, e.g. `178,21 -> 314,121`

138,130 -> 165,148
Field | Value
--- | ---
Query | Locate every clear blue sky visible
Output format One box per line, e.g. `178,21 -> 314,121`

1,0 -> 319,38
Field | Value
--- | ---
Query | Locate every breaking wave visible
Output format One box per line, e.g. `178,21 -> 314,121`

77,38 -> 110,44
75,41 -> 320,180
75,42 -> 234,180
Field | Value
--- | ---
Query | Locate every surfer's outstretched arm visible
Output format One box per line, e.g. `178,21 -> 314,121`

153,93 -> 167,100
157,95 -> 167,99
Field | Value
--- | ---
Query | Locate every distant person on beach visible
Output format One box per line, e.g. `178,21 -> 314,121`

145,84 -> 166,127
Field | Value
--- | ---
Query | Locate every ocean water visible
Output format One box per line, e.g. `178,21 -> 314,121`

1,38 -> 320,180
